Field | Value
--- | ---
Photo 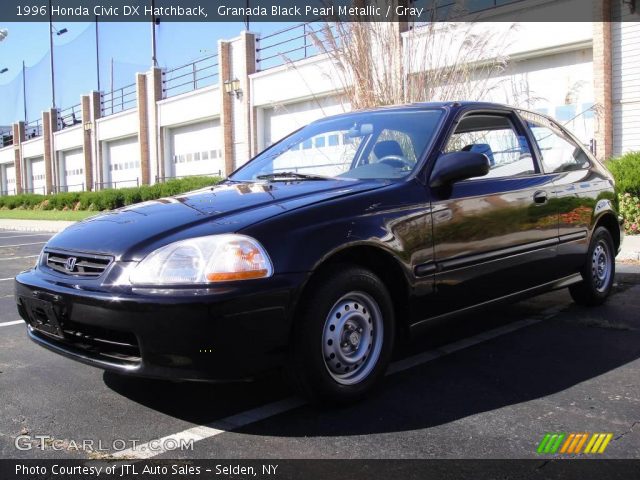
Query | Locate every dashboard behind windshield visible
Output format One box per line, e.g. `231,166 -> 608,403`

231,109 -> 444,182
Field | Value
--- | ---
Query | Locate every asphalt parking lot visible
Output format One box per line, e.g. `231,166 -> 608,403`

1,230 -> 639,460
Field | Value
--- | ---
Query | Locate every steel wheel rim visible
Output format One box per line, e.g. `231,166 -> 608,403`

591,239 -> 612,293
321,291 -> 384,386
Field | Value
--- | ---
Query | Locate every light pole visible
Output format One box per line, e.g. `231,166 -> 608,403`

48,0 -> 67,108
150,0 -> 158,67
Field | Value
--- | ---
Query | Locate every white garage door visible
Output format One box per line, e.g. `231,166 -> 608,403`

105,136 -> 140,188
612,7 -> 640,156
262,96 -> 348,149
27,156 -> 45,194
2,163 -> 16,195
169,120 -> 222,178
58,148 -> 84,192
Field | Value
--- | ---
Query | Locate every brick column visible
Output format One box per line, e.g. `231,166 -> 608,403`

593,0 -> 612,161
12,122 -> 25,194
219,40 -> 234,176
89,91 -> 101,189
42,108 -> 57,194
240,32 -> 257,158
81,94 -> 98,191
136,73 -> 150,185
147,67 -> 163,183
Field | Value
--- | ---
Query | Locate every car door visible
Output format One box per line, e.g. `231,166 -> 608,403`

520,111 -> 608,279
427,110 -> 559,316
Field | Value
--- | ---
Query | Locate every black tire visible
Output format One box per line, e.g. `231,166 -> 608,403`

287,265 -> 395,405
569,226 -> 615,306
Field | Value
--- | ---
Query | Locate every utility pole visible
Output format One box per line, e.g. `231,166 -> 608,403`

48,0 -> 56,108
95,16 -> 100,92
22,61 -> 27,122
150,0 -> 158,67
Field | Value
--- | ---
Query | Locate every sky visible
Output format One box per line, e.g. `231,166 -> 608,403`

0,20 -> 283,124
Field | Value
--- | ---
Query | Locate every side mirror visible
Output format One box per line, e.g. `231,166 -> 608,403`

429,151 -> 491,188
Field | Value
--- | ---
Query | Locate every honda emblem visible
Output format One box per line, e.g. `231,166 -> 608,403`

64,257 -> 77,272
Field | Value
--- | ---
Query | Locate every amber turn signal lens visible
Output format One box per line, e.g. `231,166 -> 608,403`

206,269 -> 269,282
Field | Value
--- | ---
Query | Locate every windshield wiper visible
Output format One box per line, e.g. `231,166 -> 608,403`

256,172 -> 330,181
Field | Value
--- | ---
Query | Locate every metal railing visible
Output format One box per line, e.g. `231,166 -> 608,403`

22,186 -> 46,194
412,0 -> 527,26
155,170 -> 222,183
58,104 -> 83,129
53,182 -> 85,193
163,54 -> 219,98
25,119 -> 43,140
0,126 -> 12,148
101,82 -> 137,117
94,178 -> 140,190
0,189 -> 16,196
256,20 -> 343,71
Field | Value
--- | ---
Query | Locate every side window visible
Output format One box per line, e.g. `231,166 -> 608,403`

445,114 -> 535,179
526,119 -> 590,173
368,129 -> 417,165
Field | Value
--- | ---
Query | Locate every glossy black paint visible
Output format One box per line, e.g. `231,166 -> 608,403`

15,102 -> 624,381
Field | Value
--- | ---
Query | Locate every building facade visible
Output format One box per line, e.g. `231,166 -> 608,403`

0,0 -> 638,195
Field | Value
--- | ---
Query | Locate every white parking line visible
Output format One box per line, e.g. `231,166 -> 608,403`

0,255 -> 39,261
0,242 -> 46,248
0,277 -> 15,282
0,234 -> 51,240
112,305 -> 564,460
112,397 -> 305,460
0,320 -> 23,327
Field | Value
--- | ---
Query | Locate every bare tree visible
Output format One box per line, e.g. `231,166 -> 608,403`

302,2 -> 520,110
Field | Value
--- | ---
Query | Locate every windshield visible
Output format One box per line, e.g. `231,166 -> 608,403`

231,109 -> 444,182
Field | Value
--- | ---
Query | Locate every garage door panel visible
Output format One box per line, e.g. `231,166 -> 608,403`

26,157 -> 45,194
263,96 -> 348,148
2,163 -> 16,195
169,120 -> 223,178
106,136 -> 140,187
59,148 -> 85,191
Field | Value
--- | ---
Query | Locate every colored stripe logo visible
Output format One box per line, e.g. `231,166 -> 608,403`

537,433 -> 613,454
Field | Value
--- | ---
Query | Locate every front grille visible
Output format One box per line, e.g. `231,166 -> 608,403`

45,249 -> 113,277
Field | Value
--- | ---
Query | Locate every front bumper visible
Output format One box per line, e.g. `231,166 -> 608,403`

15,268 -> 307,381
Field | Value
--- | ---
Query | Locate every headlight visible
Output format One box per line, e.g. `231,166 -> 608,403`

36,248 -> 45,268
129,234 -> 273,285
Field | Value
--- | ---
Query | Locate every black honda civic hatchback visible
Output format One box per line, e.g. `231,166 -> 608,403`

16,102 -> 623,403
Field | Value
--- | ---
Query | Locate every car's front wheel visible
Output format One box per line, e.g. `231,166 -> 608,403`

569,226 -> 615,306
288,266 -> 395,404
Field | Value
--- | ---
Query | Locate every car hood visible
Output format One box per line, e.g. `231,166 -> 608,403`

45,179 -> 386,260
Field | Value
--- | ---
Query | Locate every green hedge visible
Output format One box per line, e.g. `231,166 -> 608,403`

607,151 -> 640,196
607,151 -> 640,235
0,176 -> 222,212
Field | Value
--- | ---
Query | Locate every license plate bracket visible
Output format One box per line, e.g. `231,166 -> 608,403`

21,297 -> 64,339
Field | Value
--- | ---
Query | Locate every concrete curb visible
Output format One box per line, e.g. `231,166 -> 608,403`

0,218 -> 639,260
619,235 -> 640,261
0,219 -> 75,233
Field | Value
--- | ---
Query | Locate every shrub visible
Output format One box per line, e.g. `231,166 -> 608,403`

0,175 -> 222,213
47,192 -> 80,210
607,151 -> 640,196
619,193 -> 640,235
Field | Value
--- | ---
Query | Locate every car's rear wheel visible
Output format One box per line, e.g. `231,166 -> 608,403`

287,266 -> 395,404
569,226 -> 615,306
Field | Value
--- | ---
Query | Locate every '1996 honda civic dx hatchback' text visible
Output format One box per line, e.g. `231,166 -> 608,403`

16,102 -> 623,403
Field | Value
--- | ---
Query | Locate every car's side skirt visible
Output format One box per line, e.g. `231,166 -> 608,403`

409,273 -> 582,335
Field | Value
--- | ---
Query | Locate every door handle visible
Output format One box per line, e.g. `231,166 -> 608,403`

533,190 -> 548,205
